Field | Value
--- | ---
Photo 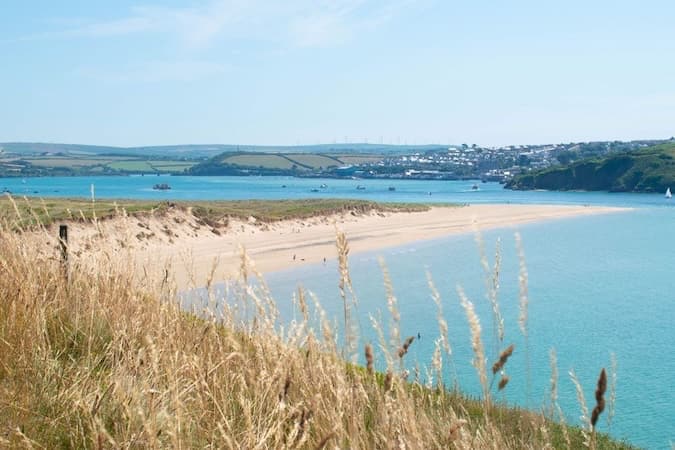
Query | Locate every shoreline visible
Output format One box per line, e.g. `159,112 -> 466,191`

122,203 -> 629,289
34,203 -> 631,290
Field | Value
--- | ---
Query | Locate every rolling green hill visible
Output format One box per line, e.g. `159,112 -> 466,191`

0,142 -> 433,158
0,155 -> 197,177
188,151 -> 384,176
506,143 -> 675,193
0,143 -> 421,176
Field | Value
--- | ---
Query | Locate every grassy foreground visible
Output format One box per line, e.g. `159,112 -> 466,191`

0,201 -> 636,449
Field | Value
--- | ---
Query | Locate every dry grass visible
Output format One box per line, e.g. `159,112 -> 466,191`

0,196 -> 432,229
0,200 -> 637,449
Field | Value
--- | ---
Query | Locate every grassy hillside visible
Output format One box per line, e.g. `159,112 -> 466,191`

0,154 -> 197,176
189,151 -> 384,175
218,153 -> 344,170
0,144 -> 392,177
0,199 -> 637,448
0,142 -> 434,158
0,142 -> 233,158
506,143 -> 675,193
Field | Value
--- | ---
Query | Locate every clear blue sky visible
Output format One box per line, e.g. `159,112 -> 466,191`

1,0 -> 674,147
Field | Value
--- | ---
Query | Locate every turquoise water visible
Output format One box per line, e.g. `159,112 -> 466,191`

264,209 -> 675,449
5,175 -> 674,448
0,174 -> 670,207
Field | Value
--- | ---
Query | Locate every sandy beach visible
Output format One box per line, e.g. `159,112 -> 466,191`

51,203 -> 628,289
124,204 -> 627,289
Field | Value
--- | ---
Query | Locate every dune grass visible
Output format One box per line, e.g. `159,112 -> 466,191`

0,196 -> 431,229
0,201 -> 637,449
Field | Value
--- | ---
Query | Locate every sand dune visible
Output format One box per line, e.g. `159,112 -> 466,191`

130,204 -> 628,289
44,204 -> 628,290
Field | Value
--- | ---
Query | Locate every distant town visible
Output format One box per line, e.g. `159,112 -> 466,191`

1,139 -> 672,182
321,139 -> 673,182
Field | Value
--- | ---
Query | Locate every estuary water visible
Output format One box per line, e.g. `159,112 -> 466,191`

0,174 -> 670,208
4,175 -> 674,448
265,208 -> 674,450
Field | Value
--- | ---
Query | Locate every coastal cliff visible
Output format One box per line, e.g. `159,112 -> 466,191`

506,142 -> 675,192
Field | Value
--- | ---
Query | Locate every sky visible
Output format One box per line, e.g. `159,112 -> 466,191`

1,0 -> 674,147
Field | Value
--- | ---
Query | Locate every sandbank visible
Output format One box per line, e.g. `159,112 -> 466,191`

122,203 -> 627,289
44,203 -> 629,290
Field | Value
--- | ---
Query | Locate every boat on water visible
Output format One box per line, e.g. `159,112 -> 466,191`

153,183 -> 171,190
356,185 -> 366,190
388,186 -> 396,191
310,188 -> 320,192
320,183 -> 328,188
471,184 -> 479,190
666,187 -> 672,199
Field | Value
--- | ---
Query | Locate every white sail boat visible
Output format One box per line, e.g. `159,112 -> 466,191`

666,187 -> 672,199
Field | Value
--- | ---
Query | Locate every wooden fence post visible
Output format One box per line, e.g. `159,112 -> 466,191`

59,224 -> 68,279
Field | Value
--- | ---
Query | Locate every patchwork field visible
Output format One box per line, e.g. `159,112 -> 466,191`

219,152 -> 377,170
285,154 -> 342,169
0,156 -> 196,175
21,158 -> 118,167
1,148 -> 387,177
222,154 -> 297,169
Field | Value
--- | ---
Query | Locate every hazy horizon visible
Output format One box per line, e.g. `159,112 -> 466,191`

3,136 -> 672,151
